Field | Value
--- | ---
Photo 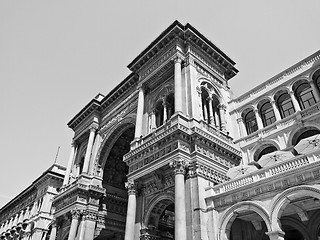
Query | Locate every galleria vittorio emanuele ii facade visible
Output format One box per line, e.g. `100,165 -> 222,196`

1,21 -> 320,240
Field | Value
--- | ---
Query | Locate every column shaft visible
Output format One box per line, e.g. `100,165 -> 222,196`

203,103 -> 208,122
237,118 -> 245,137
254,108 -> 264,129
67,218 -> 79,240
214,108 -> 220,128
170,160 -> 188,240
124,182 -> 136,240
289,91 -> 301,111
271,100 -> 282,121
174,57 -> 183,113
63,142 -> 76,185
134,87 -> 144,139
163,103 -> 167,122
49,224 -> 57,240
208,98 -> 214,126
219,105 -> 227,131
83,126 -> 97,174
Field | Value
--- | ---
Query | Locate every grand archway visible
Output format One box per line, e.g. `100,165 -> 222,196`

142,197 -> 175,240
95,124 -> 135,240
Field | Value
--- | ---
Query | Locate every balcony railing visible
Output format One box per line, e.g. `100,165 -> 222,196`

207,149 -> 320,196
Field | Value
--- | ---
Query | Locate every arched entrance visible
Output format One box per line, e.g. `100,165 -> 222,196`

142,197 -> 175,240
270,186 -> 320,240
95,124 -> 135,240
219,202 -> 271,240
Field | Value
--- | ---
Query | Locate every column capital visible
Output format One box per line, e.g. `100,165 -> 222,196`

270,99 -> 276,105
89,123 -> 99,132
236,117 -> 244,123
173,56 -> 182,64
169,159 -> 189,175
125,180 -> 137,195
289,90 -> 295,96
217,104 -> 227,110
265,230 -> 285,240
136,83 -> 144,91
71,140 -> 76,147
70,208 -> 82,220
206,96 -> 213,101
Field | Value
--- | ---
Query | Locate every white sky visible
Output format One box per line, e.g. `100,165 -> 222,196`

0,0 -> 319,207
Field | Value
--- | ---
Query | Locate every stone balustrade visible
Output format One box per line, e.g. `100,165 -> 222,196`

206,149 -> 320,198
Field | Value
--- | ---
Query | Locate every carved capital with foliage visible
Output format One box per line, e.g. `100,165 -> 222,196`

125,180 -> 137,195
70,208 -> 82,220
169,159 -> 189,175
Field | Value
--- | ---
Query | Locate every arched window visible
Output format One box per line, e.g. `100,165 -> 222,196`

295,83 -> 316,109
313,69 -> 320,92
244,110 -> 258,135
260,102 -> 276,127
257,145 -> 277,161
201,88 -> 210,123
277,92 -> 295,118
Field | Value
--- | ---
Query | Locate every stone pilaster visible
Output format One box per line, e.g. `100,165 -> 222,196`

63,141 -> 76,185
289,90 -> 301,111
174,57 -> 183,114
169,159 -> 189,240
124,180 -> 137,240
83,124 -> 98,174
49,221 -> 57,240
270,100 -> 282,121
135,85 -> 145,139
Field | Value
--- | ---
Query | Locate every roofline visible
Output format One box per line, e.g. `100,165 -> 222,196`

127,20 -> 184,69
0,164 -> 65,214
184,23 -> 236,65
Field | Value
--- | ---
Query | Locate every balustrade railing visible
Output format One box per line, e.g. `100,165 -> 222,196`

210,149 -> 320,195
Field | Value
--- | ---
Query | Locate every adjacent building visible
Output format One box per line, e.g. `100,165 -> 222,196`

1,20 -> 320,240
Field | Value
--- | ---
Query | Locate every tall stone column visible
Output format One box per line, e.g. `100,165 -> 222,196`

270,100 -> 282,121
124,180 -> 137,240
214,107 -> 220,128
163,101 -> 168,122
265,230 -> 285,240
135,85 -> 145,139
253,107 -> 264,129
203,102 -> 208,122
63,141 -> 76,185
169,159 -> 189,240
49,221 -> 57,240
218,104 -> 227,131
83,124 -> 98,174
150,110 -> 156,132
309,80 -> 320,102
207,97 -> 214,126
68,209 -> 81,240
289,90 -> 301,111
174,57 -> 183,114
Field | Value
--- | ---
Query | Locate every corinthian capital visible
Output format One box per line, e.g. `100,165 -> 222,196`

70,208 -> 82,219
169,159 -> 189,175
125,180 -> 137,195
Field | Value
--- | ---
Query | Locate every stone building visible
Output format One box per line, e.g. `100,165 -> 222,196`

0,164 -> 65,240
1,20 -> 320,240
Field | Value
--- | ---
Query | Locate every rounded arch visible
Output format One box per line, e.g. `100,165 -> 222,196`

143,191 -> 175,228
198,78 -> 223,102
251,140 -> 280,161
286,123 -> 320,147
95,116 -> 136,172
281,216 -> 310,240
308,210 -> 320,239
290,77 -> 310,90
270,185 -> 320,231
219,201 -> 272,240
